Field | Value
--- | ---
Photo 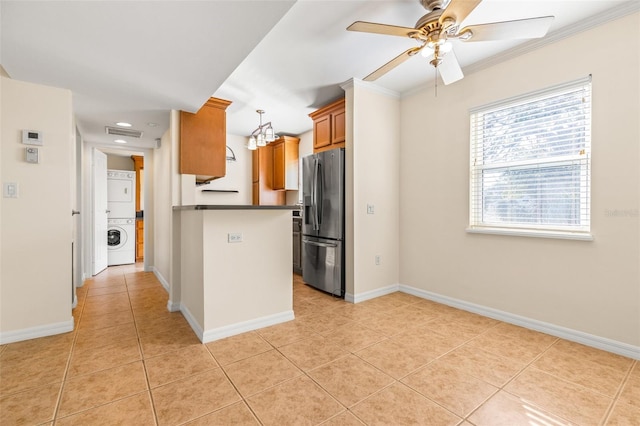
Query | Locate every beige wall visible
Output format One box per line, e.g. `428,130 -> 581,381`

286,129 -> 313,205
399,13 -> 640,346
201,210 -> 292,331
153,129 -> 172,288
0,77 -> 73,339
194,134 -> 252,205
179,210 -> 204,326
106,154 -> 134,171
344,81 -> 401,300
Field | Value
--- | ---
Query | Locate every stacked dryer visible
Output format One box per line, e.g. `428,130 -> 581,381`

107,170 -> 136,266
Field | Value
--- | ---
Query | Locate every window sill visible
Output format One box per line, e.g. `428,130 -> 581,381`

466,227 -> 594,241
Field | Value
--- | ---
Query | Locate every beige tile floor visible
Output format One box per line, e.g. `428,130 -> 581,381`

1,263 -> 638,425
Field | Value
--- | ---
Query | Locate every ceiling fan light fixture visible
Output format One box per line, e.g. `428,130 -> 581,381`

347,0 -> 554,86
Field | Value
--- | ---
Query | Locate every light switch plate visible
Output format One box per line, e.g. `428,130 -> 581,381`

3,182 -> 18,198
367,204 -> 375,214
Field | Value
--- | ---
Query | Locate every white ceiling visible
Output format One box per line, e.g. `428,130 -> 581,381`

1,0 -> 637,151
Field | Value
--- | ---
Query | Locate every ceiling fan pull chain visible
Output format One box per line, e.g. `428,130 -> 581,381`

435,65 -> 438,97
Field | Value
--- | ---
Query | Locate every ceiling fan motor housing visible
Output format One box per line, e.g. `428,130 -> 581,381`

420,0 -> 449,13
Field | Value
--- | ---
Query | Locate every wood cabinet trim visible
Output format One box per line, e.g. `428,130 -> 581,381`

203,98 -> 232,110
308,98 -> 345,120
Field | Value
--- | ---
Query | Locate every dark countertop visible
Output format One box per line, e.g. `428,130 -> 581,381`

173,205 -> 299,211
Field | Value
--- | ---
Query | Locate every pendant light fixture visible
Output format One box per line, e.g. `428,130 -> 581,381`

247,109 -> 277,150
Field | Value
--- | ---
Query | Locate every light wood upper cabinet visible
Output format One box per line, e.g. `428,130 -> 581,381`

309,98 -> 345,153
252,145 -> 285,206
272,136 -> 300,191
252,135 -> 299,205
180,97 -> 232,183
313,114 -> 331,150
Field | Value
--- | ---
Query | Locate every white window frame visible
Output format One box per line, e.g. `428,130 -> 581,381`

467,76 -> 593,241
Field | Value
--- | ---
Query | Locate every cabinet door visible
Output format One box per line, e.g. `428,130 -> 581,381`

179,98 -> 231,181
135,220 -> 144,261
331,109 -> 346,145
252,150 -> 259,183
252,146 -> 285,206
313,115 -> 331,150
272,142 -> 285,190
252,181 -> 259,205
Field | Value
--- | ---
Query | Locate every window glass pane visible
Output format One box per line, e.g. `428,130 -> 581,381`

478,89 -> 589,164
481,163 -> 586,227
469,77 -> 591,234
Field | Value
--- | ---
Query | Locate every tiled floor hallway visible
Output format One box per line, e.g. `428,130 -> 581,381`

1,263 -> 638,425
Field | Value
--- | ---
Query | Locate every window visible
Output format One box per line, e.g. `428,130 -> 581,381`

469,76 -> 592,239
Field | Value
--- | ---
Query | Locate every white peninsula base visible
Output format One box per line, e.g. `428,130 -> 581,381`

172,206 -> 295,343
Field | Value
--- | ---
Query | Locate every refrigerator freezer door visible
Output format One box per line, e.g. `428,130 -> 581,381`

302,236 -> 343,297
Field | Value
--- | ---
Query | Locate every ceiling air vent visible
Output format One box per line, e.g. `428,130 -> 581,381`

105,126 -> 143,138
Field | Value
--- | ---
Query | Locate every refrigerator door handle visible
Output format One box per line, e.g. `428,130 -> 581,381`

303,239 -> 338,248
312,158 -> 320,231
316,162 -> 323,227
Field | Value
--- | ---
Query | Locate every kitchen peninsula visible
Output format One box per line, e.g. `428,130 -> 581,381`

172,205 -> 297,343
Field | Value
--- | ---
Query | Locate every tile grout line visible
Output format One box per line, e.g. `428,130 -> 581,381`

599,359 -> 636,425
125,269 -> 161,426
51,280 -> 90,424
203,341 -> 267,425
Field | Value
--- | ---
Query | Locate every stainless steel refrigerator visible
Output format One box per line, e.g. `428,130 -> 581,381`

302,148 -> 345,297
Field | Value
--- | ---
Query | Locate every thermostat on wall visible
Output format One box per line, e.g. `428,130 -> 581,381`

22,130 -> 43,146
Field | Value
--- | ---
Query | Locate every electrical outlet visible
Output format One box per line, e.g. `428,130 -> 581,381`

375,255 -> 381,265
367,204 -> 375,214
228,233 -> 243,243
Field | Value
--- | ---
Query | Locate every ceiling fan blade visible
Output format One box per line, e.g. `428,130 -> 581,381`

440,0 -> 482,28
364,46 -> 422,81
347,21 -> 417,38
459,16 -> 554,42
438,50 -> 464,85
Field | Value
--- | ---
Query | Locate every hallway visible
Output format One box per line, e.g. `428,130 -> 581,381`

0,264 -> 638,424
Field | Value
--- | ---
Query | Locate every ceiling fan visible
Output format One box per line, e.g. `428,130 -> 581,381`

347,0 -> 554,85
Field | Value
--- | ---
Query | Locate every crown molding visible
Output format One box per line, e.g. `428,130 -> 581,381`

342,78 -> 401,99
464,1 -> 640,76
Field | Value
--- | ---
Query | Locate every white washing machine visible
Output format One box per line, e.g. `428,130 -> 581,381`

107,218 -> 135,265
107,170 -> 135,219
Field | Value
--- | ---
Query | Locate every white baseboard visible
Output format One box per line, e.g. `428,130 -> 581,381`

399,284 -> 640,360
151,266 -> 170,293
180,304 -> 204,342
349,283 -> 400,304
0,319 -> 75,345
72,294 -> 78,309
167,300 -> 181,312
201,310 -> 295,344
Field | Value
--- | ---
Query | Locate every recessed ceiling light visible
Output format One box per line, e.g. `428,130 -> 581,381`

114,139 -> 127,144
116,122 -> 132,127
147,122 -> 158,127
